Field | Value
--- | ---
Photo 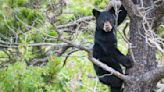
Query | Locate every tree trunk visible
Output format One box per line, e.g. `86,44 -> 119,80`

124,18 -> 157,92
120,0 -> 164,92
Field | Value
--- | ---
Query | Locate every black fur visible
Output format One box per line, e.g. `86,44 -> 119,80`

92,5 -> 132,92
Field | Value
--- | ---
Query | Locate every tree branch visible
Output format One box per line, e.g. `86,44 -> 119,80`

28,57 -> 49,66
0,40 -> 68,48
88,54 -> 131,82
56,16 -> 95,32
62,49 -> 79,66
144,66 -> 164,83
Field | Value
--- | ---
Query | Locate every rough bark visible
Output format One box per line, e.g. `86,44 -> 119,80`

120,0 -> 164,92
123,17 -> 157,92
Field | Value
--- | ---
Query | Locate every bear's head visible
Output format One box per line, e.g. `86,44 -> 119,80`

92,5 -> 127,32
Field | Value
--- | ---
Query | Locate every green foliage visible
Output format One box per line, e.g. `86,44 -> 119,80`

0,62 -> 44,92
61,51 -> 110,92
157,25 -> 164,37
6,0 -> 28,8
94,0 -> 109,9
56,0 -> 108,24
0,56 -> 68,92
117,24 -> 128,55
13,7 -> 43,30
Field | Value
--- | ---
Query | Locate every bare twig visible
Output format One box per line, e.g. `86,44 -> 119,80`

62,49 -> 79,66
56,16 -> 95,32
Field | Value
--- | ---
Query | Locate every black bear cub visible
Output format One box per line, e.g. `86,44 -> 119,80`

92,5 -> 132,92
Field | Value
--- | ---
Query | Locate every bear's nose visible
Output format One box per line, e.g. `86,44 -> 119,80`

103,22 -> 112,32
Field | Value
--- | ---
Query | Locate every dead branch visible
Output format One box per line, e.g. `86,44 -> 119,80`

56,16 -> 95,32
62,49 -> 79,66
122,20 -> 129,39
28,57 -> 49,66
0,40 -> 68,48
155,82 -> 164,92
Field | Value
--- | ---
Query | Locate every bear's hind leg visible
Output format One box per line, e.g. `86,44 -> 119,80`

93,64 -> 123,92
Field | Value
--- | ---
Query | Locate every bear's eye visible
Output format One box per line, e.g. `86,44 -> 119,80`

98,20 -> 105,25
106,18 -> 111,20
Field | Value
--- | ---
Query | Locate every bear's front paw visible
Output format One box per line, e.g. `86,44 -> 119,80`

121,56 -> 133,69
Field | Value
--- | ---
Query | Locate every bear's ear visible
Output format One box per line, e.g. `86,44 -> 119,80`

109,5 -> 127,25
109,7 -> 115,14
92,9 -> 100,18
